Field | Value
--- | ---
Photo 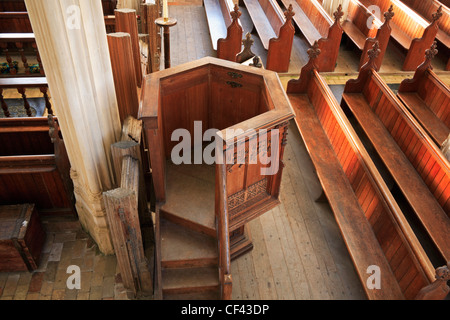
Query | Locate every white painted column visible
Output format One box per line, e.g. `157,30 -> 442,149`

25,0 -> 122,254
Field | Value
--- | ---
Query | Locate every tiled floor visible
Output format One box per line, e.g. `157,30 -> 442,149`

0,217 -> 140,300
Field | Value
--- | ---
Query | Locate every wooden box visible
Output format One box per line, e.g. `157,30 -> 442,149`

0,204 -> 46,272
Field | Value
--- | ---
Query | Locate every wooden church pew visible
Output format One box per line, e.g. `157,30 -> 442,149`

397,42 -> 450,148
358,0 -> 443,71
0,12 -> 33,33
280,0 -> 343,72
204,0 -> 243,62
343,1 -> 394,70
0,11 -> 118,33
287,42 -> 438,300
400,0 -> 450,70
0,0 -> 118,15
0,116 -> 75,217
241,0 -> 295,72
341,42 -> 450,263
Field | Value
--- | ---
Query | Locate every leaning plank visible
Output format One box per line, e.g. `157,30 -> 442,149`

115,8 -> 143,87
104,187 -> 139,296
103,157 -> 152,296
142,1 -> 161,73
107,33 -> 140,124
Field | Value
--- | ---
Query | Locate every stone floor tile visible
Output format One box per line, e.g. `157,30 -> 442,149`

48,243 -> 64,262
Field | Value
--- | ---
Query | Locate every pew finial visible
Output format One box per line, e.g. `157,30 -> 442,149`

242,32 -> 254,48
236,33 -> 257,64
432,5 -> 443,22
367,41 -> 381,62
231,4 -> 241,20
308,41 -> 321,60
285,4 -> 295,21
333,4 -> 344,22
415,262 -> 450,300
425,41 -> 438,64
384,5 -> 394,22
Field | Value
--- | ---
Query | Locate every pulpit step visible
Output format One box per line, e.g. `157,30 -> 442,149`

161,266 -> 220,295
160,161 -> 216,236
160,218 -> 218,269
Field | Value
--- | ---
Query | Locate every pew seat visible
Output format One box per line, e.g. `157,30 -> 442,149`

280,0 -> 323,45
398,93 -> 449,147
242,0 -> 279,50
342,20 -> 367,50
204,0 -> 231,51
242,0 -> 295,72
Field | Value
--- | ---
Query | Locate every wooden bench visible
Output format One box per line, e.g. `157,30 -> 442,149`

204,0 -> 243,62
343,0 -> 393,70
0,11 -> 117,33
397,42 -> 450,148
242,0 -> 295,72
0,0 -> 118,15
400,0 -> 450,70
359,0 -> 443,71
280,0 -> 343,72
341,43 -> 450,262
0,116 -> 76,217
287,43 -> 439,300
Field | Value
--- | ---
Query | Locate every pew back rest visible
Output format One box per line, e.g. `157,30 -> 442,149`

346,0 -> 382,38
402,0 -> 450,36
259,0 -> 285,35
296,0 -> 334,37
360,0 -> 428,39
300,70 -> 434,299
0,12 -> 32,33
363,72 -> 450,214
417,70 -> 450,128
0,117 -> 74,215
0,118 -> 54,156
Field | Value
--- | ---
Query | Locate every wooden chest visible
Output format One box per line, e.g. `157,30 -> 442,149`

0,204 -> 46,272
